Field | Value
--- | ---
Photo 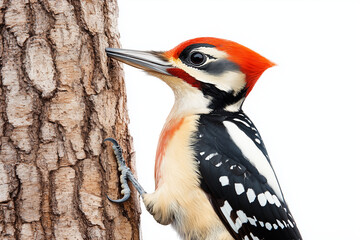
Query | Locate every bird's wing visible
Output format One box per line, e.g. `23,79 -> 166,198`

194,111 -> 302,240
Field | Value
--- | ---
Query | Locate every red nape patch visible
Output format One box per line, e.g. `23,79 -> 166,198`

167,68 -> 202,89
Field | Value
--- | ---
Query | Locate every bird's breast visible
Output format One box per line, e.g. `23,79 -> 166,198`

155,117 -> 184,188
154,115 -> 200,189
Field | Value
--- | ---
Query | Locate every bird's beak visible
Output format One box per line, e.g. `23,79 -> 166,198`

106,48 -> 172,76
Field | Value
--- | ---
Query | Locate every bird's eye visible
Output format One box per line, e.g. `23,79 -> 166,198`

189,52 -> 206,65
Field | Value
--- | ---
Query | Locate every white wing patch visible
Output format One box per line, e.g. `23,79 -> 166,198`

219,176 -> 230,186
220,200 -> 242,233
246,188 -> 256,203
257,193 -> 267,206
265,222 -> 273,230
234,183 -> 245,195
223,121 -> 284,201
250,232 -> 260,240
205,152 -> 218,161
236,210 -> 248,223
233,118 -> 250,127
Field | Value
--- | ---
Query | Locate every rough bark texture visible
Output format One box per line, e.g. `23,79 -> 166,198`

0,0 -> 141,239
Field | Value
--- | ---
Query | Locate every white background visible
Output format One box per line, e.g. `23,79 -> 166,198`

117,0 -> 360,239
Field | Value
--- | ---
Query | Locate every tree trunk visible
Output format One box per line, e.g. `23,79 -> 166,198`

0,0 -> 140,239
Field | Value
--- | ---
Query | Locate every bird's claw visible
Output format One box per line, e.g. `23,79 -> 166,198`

104,137 -> 146,204
104,137 -> 131,203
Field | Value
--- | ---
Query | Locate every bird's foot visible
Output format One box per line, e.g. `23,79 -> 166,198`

104,138 -> 146,203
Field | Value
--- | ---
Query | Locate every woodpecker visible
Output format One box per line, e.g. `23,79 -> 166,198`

105,37 -> 302,240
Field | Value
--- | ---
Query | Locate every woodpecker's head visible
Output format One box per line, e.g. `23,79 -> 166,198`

106,37 -> 274,115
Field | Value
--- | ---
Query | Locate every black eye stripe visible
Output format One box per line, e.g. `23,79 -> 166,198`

179,43 -> 215,64
198,59 -> 239,75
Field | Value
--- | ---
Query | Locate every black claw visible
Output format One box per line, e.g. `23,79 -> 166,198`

105,137 -> 131,203
106,194 -> 130,203
104,137 -> 120,146
105,137 -> 146,204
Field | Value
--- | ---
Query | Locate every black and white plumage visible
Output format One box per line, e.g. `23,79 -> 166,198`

194,111 -> 301,240
105,37 -> 302,240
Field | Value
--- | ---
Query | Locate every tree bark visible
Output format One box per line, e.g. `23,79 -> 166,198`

0,0 -> 140,239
